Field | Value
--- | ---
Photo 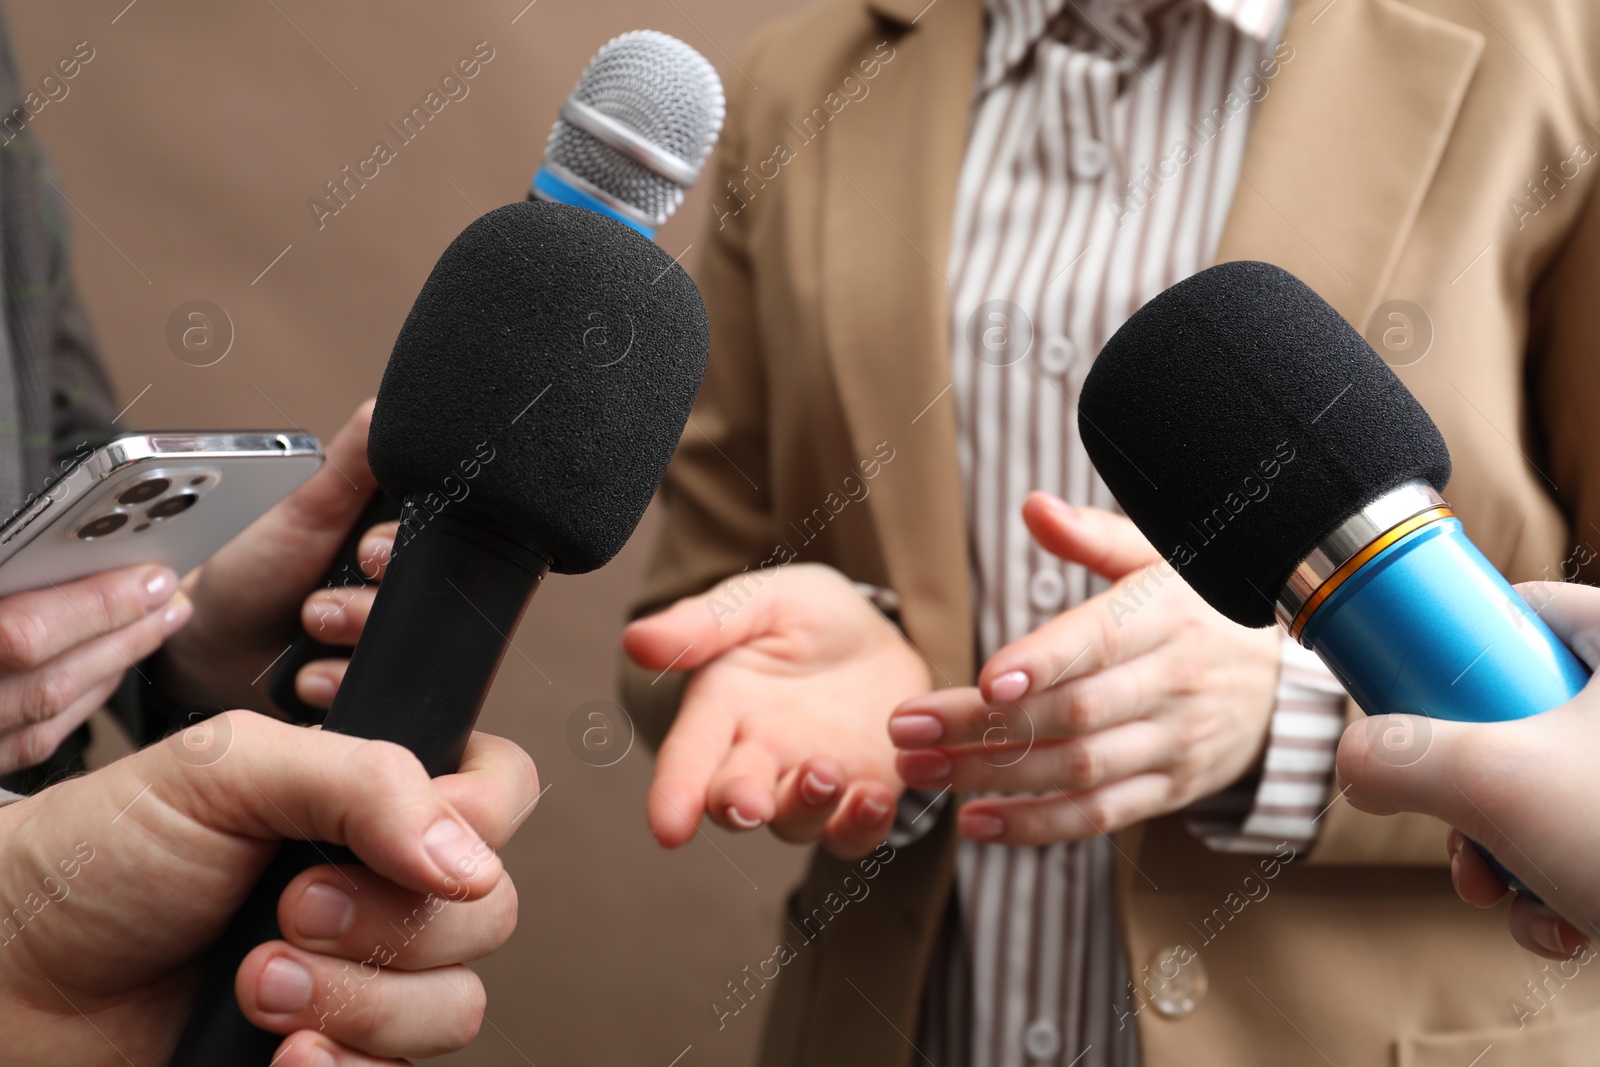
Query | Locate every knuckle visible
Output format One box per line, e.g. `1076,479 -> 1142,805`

7,721 -> 58,770
350,738 -> 427,786
1061,742 -> 1104,789
21,667 -> 76,724
444,972 -> 487,1048
494,877 -> 520,946
1076,795 -> 1115,835
0,613 -> 47,669
1169,656 -> 1208,696
1063,686 -> 1103,733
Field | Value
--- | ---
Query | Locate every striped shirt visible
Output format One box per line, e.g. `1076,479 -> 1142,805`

910,1 -> 1349,1064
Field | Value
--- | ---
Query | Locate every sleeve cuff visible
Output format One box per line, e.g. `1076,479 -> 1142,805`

1187,633 -> 1347,854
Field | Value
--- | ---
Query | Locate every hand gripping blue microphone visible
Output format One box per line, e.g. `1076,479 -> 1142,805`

529,30 -> 725,238
1078,260 -> 1589,898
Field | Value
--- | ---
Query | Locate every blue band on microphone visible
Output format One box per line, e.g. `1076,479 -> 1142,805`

531,168 -> 654,238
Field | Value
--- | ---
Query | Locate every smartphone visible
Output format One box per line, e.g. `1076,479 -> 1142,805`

0,431 -> 324,598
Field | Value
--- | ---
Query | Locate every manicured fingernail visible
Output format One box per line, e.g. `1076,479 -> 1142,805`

889,713 -> 943,748
297,672 -> 337,707
800,771 -> 838,805
898,750 -> 952,783
1531,914 -> 1574,957
1046,495 -> 1074,518
727,807 -> 764,830
257,956 -> 312,1013
989,670 -> 1030,703
423,819 -> 488,881
161,593 -> 193,635
308,1049 -> 337,1067
856,796 -> 890,826
142,566 -> 176,607
294,882 -> 355,941
961,812 -> 1005,840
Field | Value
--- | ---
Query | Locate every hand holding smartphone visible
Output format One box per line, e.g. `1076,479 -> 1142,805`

0,431 -> 323,597
0,430 -> 323,775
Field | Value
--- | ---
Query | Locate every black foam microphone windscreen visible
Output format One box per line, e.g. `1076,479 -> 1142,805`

171,199 -> 709,1066
370,199 -> 708,573
1078,260 -> 1451,628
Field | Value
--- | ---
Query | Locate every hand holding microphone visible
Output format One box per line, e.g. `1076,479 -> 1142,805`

1076,260 -> 1591,904
170,199 -> 709,1064
1338,581 -> 1600,960
0,711 -> 533,1067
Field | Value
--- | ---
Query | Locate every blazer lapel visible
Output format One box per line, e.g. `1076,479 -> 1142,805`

1216,0 -> 1483,325
819,0 -> 984,686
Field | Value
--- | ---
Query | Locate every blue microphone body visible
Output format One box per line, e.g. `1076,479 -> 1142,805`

1302,517 -> 1587,723
1282,481 -> 1589,896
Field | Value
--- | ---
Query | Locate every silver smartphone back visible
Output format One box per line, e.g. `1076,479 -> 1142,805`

0,431 -> 324,597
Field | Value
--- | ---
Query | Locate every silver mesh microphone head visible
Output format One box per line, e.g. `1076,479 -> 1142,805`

541,31 -> 725,230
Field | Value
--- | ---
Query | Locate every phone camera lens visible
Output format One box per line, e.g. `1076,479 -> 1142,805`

118,477 -> 171,505
77,513 -> 129,540
147,493 -> 198,521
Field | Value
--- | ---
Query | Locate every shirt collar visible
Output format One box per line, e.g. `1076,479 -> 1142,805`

979,0 -> 1287,89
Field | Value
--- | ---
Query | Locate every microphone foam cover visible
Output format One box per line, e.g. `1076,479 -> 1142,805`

1078,260 -> 1451,628
370,200 -> 708,574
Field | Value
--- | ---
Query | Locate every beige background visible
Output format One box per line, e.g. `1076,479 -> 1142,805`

6,2 -> 813,1064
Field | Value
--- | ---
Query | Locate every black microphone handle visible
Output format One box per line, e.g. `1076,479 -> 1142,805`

169,499 -> 550,1066
267,493 -> 404,723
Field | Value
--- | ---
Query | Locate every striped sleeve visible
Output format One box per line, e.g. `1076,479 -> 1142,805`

1186,633 -> 1348,854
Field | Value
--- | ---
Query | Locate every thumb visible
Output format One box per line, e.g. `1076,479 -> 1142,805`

1516,581 -> 1600,669
141,710 -> 503,901
623,569 -> 784,671
1022,492 -> 1161,580
1335,712 -> 1502,841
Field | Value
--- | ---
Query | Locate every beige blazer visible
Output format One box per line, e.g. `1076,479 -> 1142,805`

623,0 -> 1600,1062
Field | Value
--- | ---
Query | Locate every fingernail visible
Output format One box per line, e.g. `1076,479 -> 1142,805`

307,594 -> 346,631
1532,914 -> 1574,957
161,593 -> 193,635
256,956 -> 312,1013
294,882 -> 355,941
142,566 -> 176,607
297,672 -> 337,707
800,771 -> 838,805
856,796 -> 890,826
727,807 -> 764,830
1046,495 -> 1074,517
423,818 -> 489,881
961,812 -> 1005,840
308,1049 -> 337,1067
889,713 -> 943,748
359,534 -> 394,579
898,750 -> 952,783
989,670 -> 1030,703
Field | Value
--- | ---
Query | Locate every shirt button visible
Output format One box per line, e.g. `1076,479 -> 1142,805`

1040,335 -> 1076,376
1147,945 -> 1209,1018
1029,569 -> 1066,613
1023,1018 -> 1061,1060
1072,138 -> 1109,180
